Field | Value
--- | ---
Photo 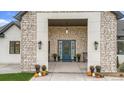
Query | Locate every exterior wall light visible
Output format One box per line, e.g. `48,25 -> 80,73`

38,41 -> 42,49
94,41 -> 98,50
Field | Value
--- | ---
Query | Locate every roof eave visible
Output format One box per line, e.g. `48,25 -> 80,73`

111,11 -> 124,19
14,11 -> 27,21
14,11 -> 124,21
0,21 -> 20,34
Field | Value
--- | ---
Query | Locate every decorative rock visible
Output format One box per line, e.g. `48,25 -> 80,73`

100,12 -> 117,72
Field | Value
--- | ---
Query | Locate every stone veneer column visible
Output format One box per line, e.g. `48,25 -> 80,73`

100,12 -> 117,72
21,12 -> 37,72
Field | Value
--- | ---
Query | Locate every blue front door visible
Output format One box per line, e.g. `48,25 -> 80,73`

62,40 -> 71,61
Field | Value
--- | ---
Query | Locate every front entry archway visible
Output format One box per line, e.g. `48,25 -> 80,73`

37,12 -> 101,72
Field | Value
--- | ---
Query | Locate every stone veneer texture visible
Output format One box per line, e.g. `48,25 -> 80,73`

21,12 -> 37,72
100,12 -> 117,72
48,26 -> 87,61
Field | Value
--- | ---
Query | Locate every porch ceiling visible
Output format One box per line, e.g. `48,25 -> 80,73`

48,19 -> 87,26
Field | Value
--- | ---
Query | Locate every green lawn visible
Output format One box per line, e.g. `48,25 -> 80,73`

0,72 -> 34,81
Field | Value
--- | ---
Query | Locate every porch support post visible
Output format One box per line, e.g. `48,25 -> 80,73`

87,14 -> 101,71
37,13 -> 48,70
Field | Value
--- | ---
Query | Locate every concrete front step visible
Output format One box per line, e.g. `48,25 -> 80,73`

48,62 -> 87,73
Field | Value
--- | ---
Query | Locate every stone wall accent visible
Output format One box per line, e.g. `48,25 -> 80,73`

100,12 -> 117,72
21,12 -> 37,72
20,11 -> 118,72
48,26 -> 87,61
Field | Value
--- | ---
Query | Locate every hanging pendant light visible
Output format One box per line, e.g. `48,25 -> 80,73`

65,27 -> 68,34
65,21 -> 69,34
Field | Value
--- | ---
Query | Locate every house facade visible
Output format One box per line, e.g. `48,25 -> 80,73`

0,11 -> 124,72
13,11 -> 124,72
0,21 -> 21,64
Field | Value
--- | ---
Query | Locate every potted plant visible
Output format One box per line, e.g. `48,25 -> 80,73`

52,53 -> 57,61
74,56 -> 76,62
90,65 -> 94,73
42,65 -> 47,71
58,55 -> 60,61
76,53 -> 81,62
35,64 -> 40,73
95,65 -> 101,73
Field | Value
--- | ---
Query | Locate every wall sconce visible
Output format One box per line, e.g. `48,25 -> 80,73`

38,41 -> 42,49
94,41 -> 98,50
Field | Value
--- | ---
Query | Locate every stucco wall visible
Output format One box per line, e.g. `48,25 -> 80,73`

100,12 -> 117,72
0,25 -> 21,64
48,26 -> 87,61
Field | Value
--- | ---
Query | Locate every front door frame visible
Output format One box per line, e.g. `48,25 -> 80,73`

58,40 -> 76,62
62,40 -> 71,62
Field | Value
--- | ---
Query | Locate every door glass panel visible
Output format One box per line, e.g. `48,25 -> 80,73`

62,41 -> 71,61
63,41 -> 70,55
71,41 -> 76,59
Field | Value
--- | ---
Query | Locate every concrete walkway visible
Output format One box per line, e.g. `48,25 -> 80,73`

31,62 -> 124,81
0,63 -> 124,81
48,62 -> 87,73
31,72 -> 124,81
0,64 -> 21,74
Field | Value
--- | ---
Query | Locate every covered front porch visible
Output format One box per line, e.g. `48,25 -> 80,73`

48,19 -> 88,62
36,12 -> 101,72
48,19 -> 88,72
